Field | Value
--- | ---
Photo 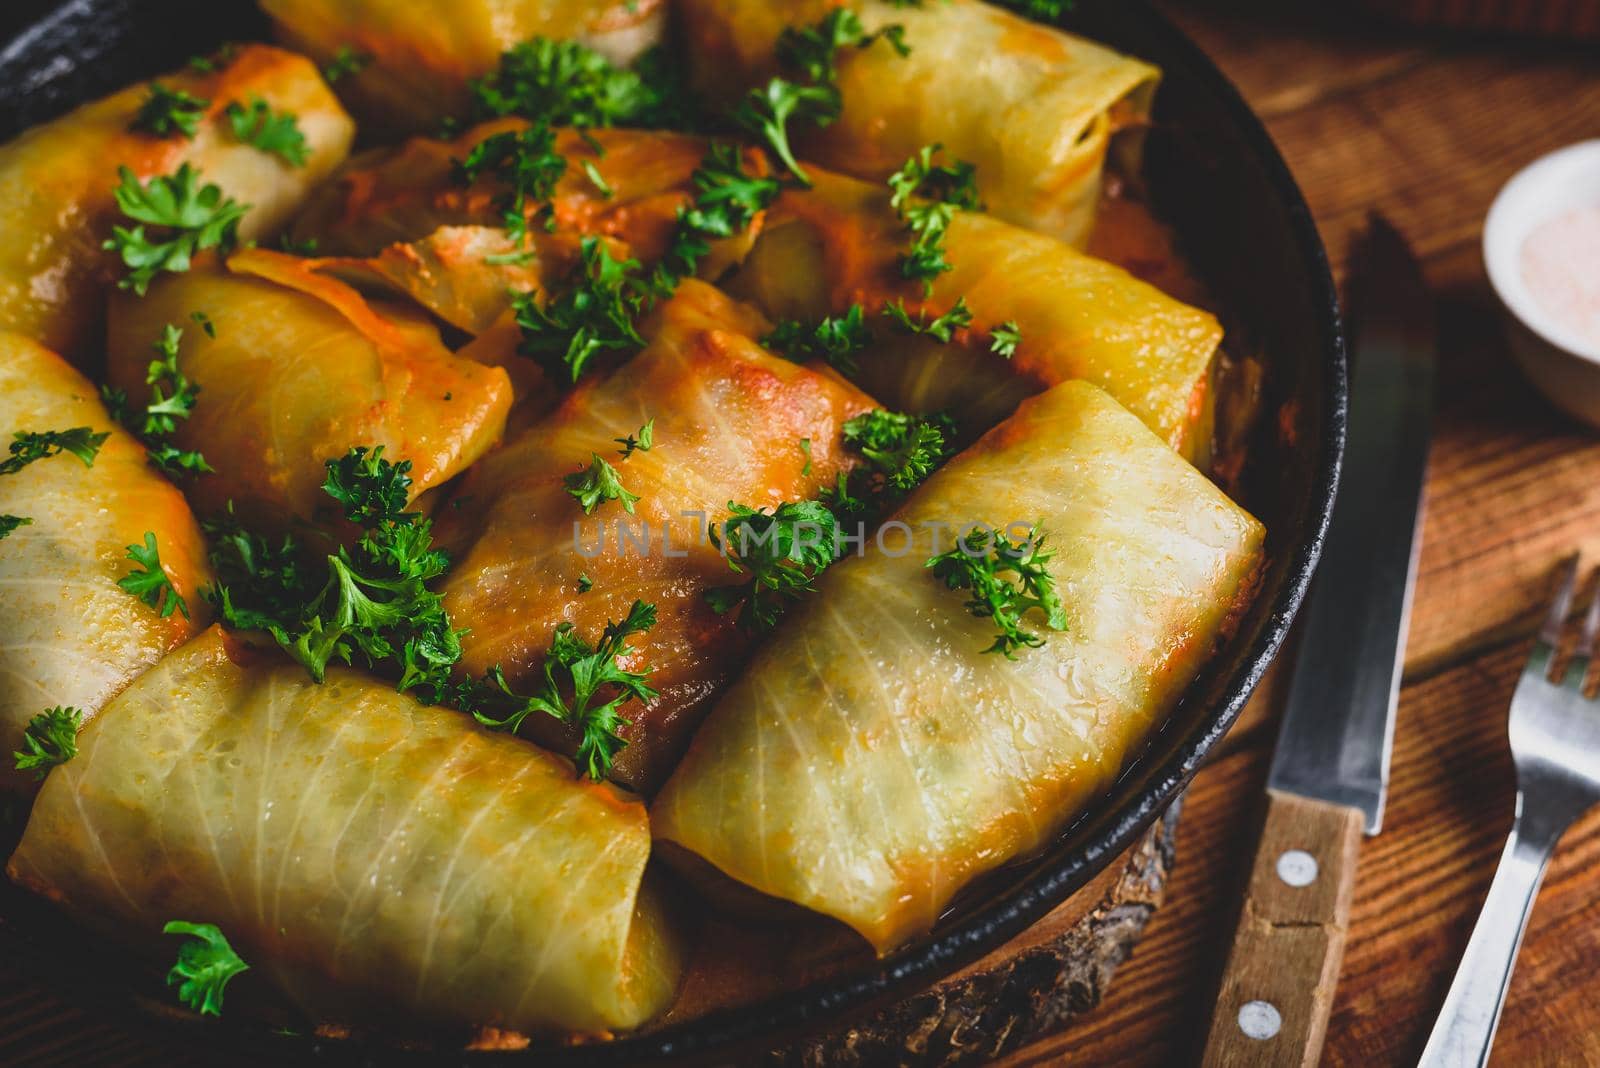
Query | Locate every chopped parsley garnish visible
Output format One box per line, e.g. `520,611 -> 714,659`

565,454 -> 640,514
0,427 -> 108,476
163,922 -> 248,1017
990,320 -> 1023,359
577,572 -> 594,593
888,144 -> 980,292
205,447 -> 463,698
663,143 -> 781,280
734,9 -> 907,185
468,601 -> 658,781
130,82 -> 209,139
883,296 -> 974,342
926,525 -> 1067,658
454,124 -> 566,246
615,419 -> 655,458
513,236 -> 649,383
464,37 -> 679,130
104,164 -> 249,295
187,44 -> 238,74
120,531 -> 189,619
321,45 -> 372,83
763,304 -> 874,374
826,408 -> 954,517
224,99 -> 310,167
706,500 -> 842,634
997,0 -> 1074,19
0,515 -> 29,540
13,706 -> 83,780
133,323 -> 211,476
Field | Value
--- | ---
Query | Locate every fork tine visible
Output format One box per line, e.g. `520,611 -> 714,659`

1538,553 -> 1581,647
1581,571 -> 1600,659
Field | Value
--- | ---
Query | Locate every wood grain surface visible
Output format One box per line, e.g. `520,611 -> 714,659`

4,4 -> 1600,1066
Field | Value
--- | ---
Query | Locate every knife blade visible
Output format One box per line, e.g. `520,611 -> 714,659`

1266,212 -> 1436,834
1201,214 -> 1435,1068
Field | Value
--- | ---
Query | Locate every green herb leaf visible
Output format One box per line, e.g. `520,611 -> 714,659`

706,500 -> 841,634
321,45 -> 371,84
996,0 -> 1074,20
454,124 -> 567,245
163,922 -> 248,1017
130,82 -> 209,139
990,320 -> 1022,359
564,453 -> 640,514
614,418 -> 655,458
926,524 -> 1067,658
119,531 -> 189,619
763,303 -> 873,374
104,164 -> 249,295
732,77 -> 838,186
888,144 -> 980,292
13,706 -> 82,780
663,143 -> 781,278
577,572 -> 594,593
465,37 -> 677,129
513,236 -> 649,383
0,427 -> 108,476
0,515 -> 31,540
225,98 -> 310,167
882,296 -> 974,343
467,601 -> 658,780
124,324 -> 210,476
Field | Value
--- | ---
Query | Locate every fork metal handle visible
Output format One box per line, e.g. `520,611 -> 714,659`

1417,793 -> 1568,1068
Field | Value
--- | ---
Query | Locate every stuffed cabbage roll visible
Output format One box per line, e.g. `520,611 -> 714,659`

653,381 -> 1264,952
291,122 -> 762,279
0,45 -> 354,363
105,249 -> 513,528
8,627 -> 680,1035
437,280 -> 876,792
730,169 -> 1221,460
677,0 -> 1158,245
261,0 -> 665,132
0,333 -> 210,789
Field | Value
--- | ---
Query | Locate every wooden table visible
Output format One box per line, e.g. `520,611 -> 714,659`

4,5 -> 1600,1066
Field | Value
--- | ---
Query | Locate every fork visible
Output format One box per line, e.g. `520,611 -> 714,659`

1419,555 -> 1600,1068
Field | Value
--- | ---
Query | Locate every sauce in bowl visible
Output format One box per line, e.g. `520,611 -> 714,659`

1521,204 -> 1600,352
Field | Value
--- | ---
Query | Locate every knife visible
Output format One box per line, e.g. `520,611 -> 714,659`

1200,214 -> 1436,1068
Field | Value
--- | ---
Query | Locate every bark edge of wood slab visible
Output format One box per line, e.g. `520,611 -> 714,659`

768,800 -> 1183,1068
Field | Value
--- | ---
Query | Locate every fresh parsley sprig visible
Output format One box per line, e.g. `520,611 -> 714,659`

513,236 -> 650,383
882,296 -> 974,342
13,706 -> 83,780
763,304 -> 873,374
0,427 -> 108,476
225,98 -> 310,167
926,525 -> 1067,658
468,601 -> 659,781
321,45 -> 371,84
104,164 -> 249,295
130,82 -> 209,139
454,124 -> 567,246
662,143 -> 781,280
825,408 -> 954,519
120,531 -> 189,619
463,37 -> 681,130
163,922 -> 248,1017
706,500 -> 842,634
888,144 -> 980,292
565,454 -> 640,514
615,419 -> 654,458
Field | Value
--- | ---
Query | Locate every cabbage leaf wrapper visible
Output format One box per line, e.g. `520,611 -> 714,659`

261,0 -> 666,133
730,168 -> 1221,461
0,45 -> 354,364
105,249 -> 513,529
8,626 -> 682,1036
653,381 -> 1264,953
436,279 -> 877,792
0,332 -> 211,791
290,123 -> 764,281
677,0 -> 1158,246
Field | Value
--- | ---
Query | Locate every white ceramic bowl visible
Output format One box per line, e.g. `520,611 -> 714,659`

1484,140 -> 1600,429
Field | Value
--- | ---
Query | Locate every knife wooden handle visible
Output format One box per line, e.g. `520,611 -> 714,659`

1200,790 -> 1364,1068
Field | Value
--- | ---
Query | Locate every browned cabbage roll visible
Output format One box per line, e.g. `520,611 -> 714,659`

730,168 -> 1221,460
0,332 -> 210,790
261,0 -> 666,132
677,0 -> 1159,245
0,45 -> 354,363
654,381 -> 1264,952
104,249 -> 513,528
8,627 -> 681,1035
290,122 -> 763,287
437,280 -> 876,792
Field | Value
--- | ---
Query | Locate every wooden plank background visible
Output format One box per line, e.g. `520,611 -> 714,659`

3,3 -> 1600,1066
